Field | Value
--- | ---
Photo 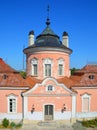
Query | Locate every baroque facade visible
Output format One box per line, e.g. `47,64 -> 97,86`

0,17 -> 97,123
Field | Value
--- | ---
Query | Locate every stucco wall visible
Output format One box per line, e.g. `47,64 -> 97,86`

26,51 -> 70,79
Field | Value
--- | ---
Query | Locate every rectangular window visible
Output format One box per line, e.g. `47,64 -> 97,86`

58,64 -> 63,75
33,64 -> 37,76
45,64 -> 51,76
83,97 -> 89,112
48,85 -> 53,91
9,99 -> 16,113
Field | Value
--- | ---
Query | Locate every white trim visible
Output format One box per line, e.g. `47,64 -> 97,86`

71,95 -> 76,118
82,93 -> 91,112
43,103 -> 55,121
23,96 -> 28,119
22,77 -> 75,96
46,84 -> 54,92
0,87 -> 29,90
43,58 -> 53,77
31,58 -> 38,76
7,94 -> 17,113
72,86 -> 97,89
58,58 -> 64,76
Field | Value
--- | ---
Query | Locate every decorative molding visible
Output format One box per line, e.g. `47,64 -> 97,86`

22,77 -> 75,96
0,87 -> 29,90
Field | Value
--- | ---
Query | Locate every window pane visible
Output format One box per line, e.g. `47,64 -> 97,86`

9,99 -> 16,113
45,64 -> 51,76
83,98 -> 89,112
59,64 -> 63,75
33,64 -> 37,75
48,85 -> 53,91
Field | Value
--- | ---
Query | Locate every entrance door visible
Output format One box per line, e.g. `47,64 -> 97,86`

44,105 -> 53,120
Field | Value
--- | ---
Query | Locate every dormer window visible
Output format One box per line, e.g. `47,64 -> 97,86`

89,75 -> 94,79
31,58 -> 38,76
46,85 -> 54,91
3,74 -> 8,79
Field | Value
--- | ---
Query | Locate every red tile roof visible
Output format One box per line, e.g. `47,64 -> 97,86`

0,58 -> 29,88
0,58 -> 16,73
75,64 -> 97,74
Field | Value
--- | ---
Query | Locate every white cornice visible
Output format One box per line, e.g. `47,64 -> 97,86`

22,77 -> 76,96
0,87 -> 29,90
72,86 -> 97,89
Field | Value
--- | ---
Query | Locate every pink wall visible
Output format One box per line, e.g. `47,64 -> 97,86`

75,88 -> 97,112
0,90 -> 23,113
28,96 -> 72,112
26,79 -> 72,112
26,51 -> 70,79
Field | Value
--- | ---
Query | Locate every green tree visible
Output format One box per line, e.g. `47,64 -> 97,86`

20,71 -> 26,79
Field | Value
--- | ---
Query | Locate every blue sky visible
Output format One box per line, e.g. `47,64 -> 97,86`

0,0 -> 97,70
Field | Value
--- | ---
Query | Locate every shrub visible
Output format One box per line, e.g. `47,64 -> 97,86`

15,123 -> 22,128
2,118 -> 9,128
10,122 -> 16,128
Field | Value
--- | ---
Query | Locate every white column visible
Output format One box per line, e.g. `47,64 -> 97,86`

23,96 -> 28,119
71,95 -> 76,118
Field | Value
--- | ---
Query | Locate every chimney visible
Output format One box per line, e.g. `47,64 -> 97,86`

62,31 -> 69,47
28,30 -> 34,46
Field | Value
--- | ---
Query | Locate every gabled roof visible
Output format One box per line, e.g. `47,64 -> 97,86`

0,58 -> 16,73
0,58 -> 29,88
74,64 -> 97,75
71,64 -> 97,87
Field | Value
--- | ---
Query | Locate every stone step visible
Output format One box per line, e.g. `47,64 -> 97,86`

38,121 -> 56,127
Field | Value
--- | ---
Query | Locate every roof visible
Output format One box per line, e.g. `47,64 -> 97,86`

24,18 -> 72,55
74,64 -> 97,75
0,58 -> 29,88
0,58 -> 16,73
71,64 -> 97,87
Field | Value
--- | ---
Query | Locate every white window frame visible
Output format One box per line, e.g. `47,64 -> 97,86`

31,58 -> 38,76
7,94 -> 17,113
82,93 -> 90,112
46,85 -> 54,92
58,58 -> 64,76
43,58 -> 52,77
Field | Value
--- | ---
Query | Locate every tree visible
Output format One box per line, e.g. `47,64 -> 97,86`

20,71 -> 26,79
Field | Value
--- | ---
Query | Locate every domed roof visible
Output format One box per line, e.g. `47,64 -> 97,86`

23,18 -> 72,55
35,18 -> 61,47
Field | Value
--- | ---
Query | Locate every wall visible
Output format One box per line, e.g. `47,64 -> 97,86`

26,51 -> 70,79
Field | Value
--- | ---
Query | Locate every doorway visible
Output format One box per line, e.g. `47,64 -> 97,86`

44,105 -> 53,120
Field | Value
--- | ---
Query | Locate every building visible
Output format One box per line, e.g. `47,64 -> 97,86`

0,17 -> 97,123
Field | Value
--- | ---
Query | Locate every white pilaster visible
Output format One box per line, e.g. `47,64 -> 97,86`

71,95 -> 76,118
23,96 -> 28,119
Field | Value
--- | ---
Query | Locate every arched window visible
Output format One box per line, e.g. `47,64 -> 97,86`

58,58 -> 64,76
81,93 -> 91,112
46,85 -> 54,91
31,58 -> 38,76
43,58 -> 52,77
7,94 -> 17,113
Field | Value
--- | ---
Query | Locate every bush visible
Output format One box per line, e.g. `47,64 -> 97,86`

15,123 -> 22,128
2,118 -> 9,128
10,122 -> 16,128
82,118 -> 97,128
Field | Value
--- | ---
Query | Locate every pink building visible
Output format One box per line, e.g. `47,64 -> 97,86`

0,17 -> 97,123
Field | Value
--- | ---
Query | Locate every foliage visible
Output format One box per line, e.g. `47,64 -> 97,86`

82,118 -> 97,128
0,118 -> 22,129
15,123 -> 22,128
10,122 -> 16,128
2,118 -> 9,128
71,68 -> 77,75
20,70 -> 26,79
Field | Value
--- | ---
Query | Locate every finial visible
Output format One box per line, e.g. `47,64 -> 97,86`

46,5 -> 50,26
47,5 -> 50,18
